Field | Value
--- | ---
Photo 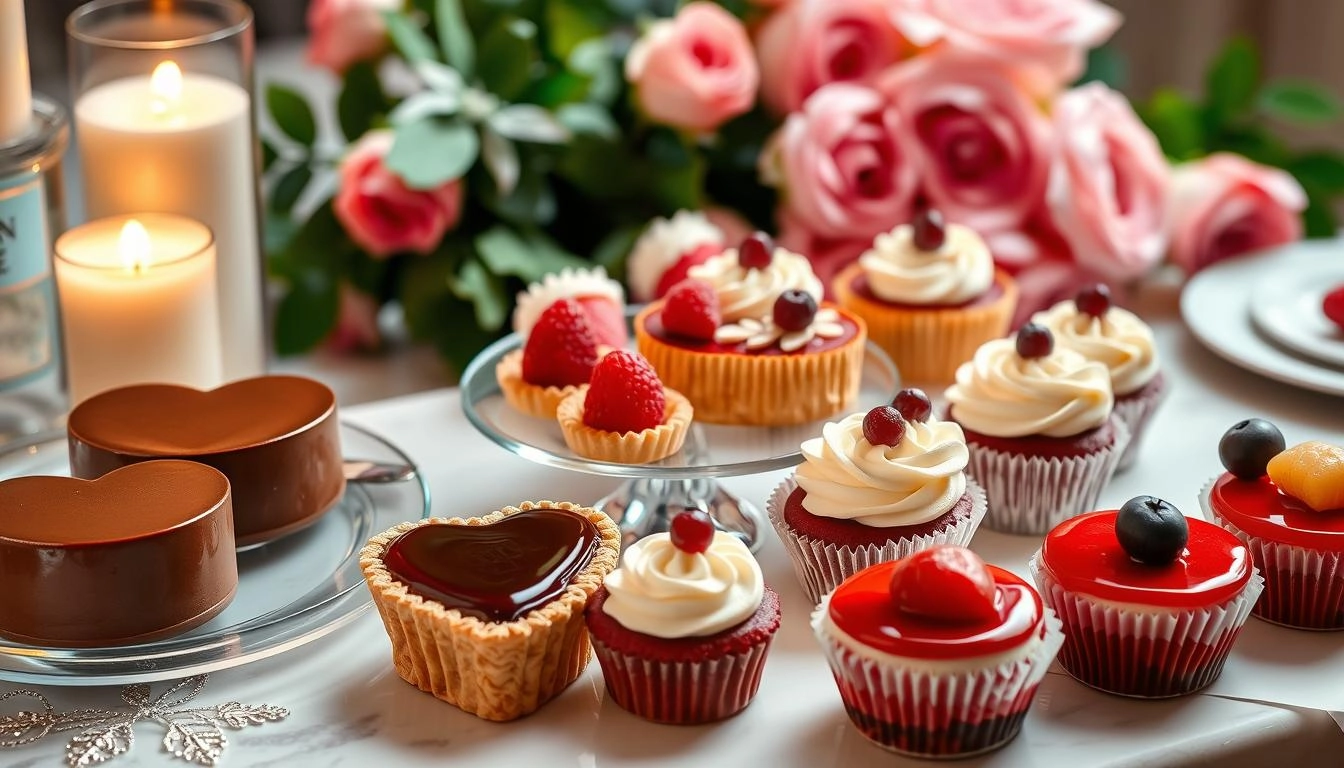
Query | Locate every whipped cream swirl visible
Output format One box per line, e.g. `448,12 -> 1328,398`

601,531 -> 764,638
715,307 -> 844,352
512,266 -> 624,336
859,223 -> 994,305
1032,301 -> 1159,396
688,247 -> 823,322
795,412 -> 969,527
626,210 -> 723,302
946,337 -> 1113,438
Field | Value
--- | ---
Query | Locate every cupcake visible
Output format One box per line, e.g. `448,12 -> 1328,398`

359,501 -> 621,721
1201,418 -> 1344,630
586,510 -> 781,724
833,209 -> 1017,384
1032,283 -> 1166,471
814,546 -> 1063,758
512,266 -> 628,349
556,350 -> 693,464
496,298 -> 600,418
634,232 -> 867,426
769,388 -> 988,604
1030,497 -> 1263,697
945,322 -> 1127,535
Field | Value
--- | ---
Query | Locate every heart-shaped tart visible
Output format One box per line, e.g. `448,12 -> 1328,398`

0,460 -> 236,647
67,375 -> 344,546
359,501 -> 621,721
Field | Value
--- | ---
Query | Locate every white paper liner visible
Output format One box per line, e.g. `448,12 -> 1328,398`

768,477 -> 988,605
1199,477 -> 1344,631
811,596 -> 1064,758
589,634 -> 774,724
1028,550 -> 1264,698
967,416 -> 1129,536
1113,374 -> 1169,472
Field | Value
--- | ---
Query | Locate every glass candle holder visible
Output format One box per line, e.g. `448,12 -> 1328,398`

67,0 -> 265,381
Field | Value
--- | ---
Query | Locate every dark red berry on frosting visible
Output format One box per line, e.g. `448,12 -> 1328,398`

1218,418 -> 1286,480
773,290 -> 817,332
892,388 -> 933,423
669,509 -> 715,554
738,232 -> 774,270
1116,495 -> 1189,566
1075,283 -> 1112,318
1015,323 -> 1054,359
912,208 -> 947,252
1323,285 -> 1344,333
862,405 -> 907,447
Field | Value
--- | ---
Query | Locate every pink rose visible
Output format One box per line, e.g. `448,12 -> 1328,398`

1047,83 -> 1170,283
985,217 -> 1121,326
890,0 -> 1120,92
625,2 -> 758,132
334,130 -> 464,258
764,83 -> 920,243
755,0 -> 907,115
306,0 -> 400,74
1167,153 -> 1307,275
882,53 -> 1052,233
327,283 -> 383,353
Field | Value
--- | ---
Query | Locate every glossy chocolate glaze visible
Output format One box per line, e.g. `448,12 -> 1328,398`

0,460 -> 237,647
384,508 -> 600,622
67,376 -> 345,547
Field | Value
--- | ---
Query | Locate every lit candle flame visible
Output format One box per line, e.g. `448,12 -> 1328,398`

150,61 -> 182,116
118,220 -> 152,273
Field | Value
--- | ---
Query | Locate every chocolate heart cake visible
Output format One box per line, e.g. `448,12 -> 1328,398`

0,460 -> 237,647
360,501 -> 621,721
67,375 -> 344,547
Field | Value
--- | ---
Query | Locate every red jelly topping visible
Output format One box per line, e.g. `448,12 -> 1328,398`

1040,510 -> 1251,608
828,562 -> 1042,660
384,508 -> 598,622
643,304 -> 861,356
1208,473 -> 1344,548
849,273 -> 1005,310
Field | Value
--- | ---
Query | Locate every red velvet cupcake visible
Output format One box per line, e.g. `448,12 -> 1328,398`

1030,500 -> 1263,698
586,511 -> 781,724
813,546 -> 1063,758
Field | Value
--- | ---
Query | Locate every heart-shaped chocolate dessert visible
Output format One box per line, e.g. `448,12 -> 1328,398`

67,375 -> 344,546
0,460 -> 237,647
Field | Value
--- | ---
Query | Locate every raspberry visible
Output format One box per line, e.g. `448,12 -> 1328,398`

521,299 -> 599,387
1324,284 -> 1344,333
661,278 -> 720,342
654,243 -> 722,299
583,351 -> 666,433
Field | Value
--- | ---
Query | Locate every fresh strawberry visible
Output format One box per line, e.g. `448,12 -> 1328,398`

1324,284 -> 1344,333
575,295 -> 628,349
660,279 -> 720,342
654,242 -> 722,299
888,546 -> 999,624
521,299 -> 599,387
583,351 -> 665,433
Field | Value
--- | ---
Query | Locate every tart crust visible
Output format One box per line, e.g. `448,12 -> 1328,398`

556,386 -> 693,464
495,349 -> 583,419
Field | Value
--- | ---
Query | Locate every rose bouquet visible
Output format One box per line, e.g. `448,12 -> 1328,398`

264,0 -> 1341,371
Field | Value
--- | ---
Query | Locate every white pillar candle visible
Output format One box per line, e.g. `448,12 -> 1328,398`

75,60 -> 264,381
55,213 -> 223,406
0,0 -> 31,143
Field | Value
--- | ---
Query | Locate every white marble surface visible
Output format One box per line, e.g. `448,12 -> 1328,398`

4,284 -> 1344,767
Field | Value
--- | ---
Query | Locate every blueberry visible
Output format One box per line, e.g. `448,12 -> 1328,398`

1116,495 -> 1189,566
1218,418 -> 1286,480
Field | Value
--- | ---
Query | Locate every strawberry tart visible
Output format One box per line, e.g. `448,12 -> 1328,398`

496,298 -> 600,419
625,210 -> 725,302
512,266 -> 628,349
556,350 -> 692,464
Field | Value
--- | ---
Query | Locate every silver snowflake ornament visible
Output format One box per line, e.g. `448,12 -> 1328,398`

0,675 -> 288,766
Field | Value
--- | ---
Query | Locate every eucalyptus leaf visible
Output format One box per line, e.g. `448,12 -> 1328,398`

488,104 -> 570,144
387,118 -> 479,188
557,102 -> 618,139
478,17 -> 538,102
414,60 -> 464,93
383,11 -> 439,63
568,38 -> 619,105
338,62 -> 388,141
480,127 -> 520,196
435,0 -> 476,77
268,164 -> 312,214
1259,81 -> 1343,124
448,258 -> 508,331
275,270 -> 339,355
265,84 -> 317,147
475,226 -> 584,281
390,91 -> 462,126
1206,37 -> 1259,124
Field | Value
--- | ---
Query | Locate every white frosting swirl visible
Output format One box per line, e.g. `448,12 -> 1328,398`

1032,301 -> 1159,396
688,247 -> 823,322
512,267 -> 624,337
601,532 -> 764,639
627,211 -> 723,302
795,412 -> 969,527
859,223 -> 994,305
945,337 -> 1113,438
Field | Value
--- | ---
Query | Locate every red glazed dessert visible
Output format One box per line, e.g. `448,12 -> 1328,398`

1030,500 -> 1263,698
813,546 -> 1063,758
586,511 -> 781,724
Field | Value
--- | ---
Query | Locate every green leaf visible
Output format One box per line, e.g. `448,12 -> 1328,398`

568,38 -> 619,105
383,11 -> 439,63
338,61 -> 388,142
435,0 -> 475,76
273,201 -> 346,278
1077,45 -> 1127,89
274,270 -> 339,355
478,17 -> 538,101
387,118 -> 479,189
590,225 -> 641,282
1288,152 -> 1344,194
268,164 -> 312,213
1206,37 -> 1259,124
488,166 -> 557,225
1141,88 -> 1205,161
390,91 -> 462,125
1258,81 -> 1343,124
546,0 -> 607,60
449,257 -> 508,331
480,127 -> 520,196
488,104 -> 569,144
557,102 -> 618,139
261,139 -> 279,172
400,251 -> 458,340
346,250 -> 392,298
1301,190 -> 1338,239
265,84 -> 317,147
646,128 -> 693,167
474,226 -> 584,282
263,209 -> 299,257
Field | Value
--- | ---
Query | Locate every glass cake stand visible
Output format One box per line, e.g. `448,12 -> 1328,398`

0,422 -> 430,686
460,328 -> 899,551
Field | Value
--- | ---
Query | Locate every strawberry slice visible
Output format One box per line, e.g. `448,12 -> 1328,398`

1323,284 -> 1344,333
654,243 -> 723,299
583,351 -> 665,433
521,299 -> 600,388
661,279 -> 720,342
576,295 -> 628,349
888,546 -> 999,624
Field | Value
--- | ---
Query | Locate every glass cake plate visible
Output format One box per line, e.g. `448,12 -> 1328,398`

0,422 -> 430,686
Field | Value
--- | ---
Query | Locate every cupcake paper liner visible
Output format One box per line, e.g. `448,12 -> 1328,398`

1113,373 -> 1169,473
495,349 -> 580,419
768,477 -> 988,605
555,386 -> 693,464
969,417 -> 1129,536
811,596 -> 1064,758
1028,551 -> 1264,698
1200,478 -> 1344,631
